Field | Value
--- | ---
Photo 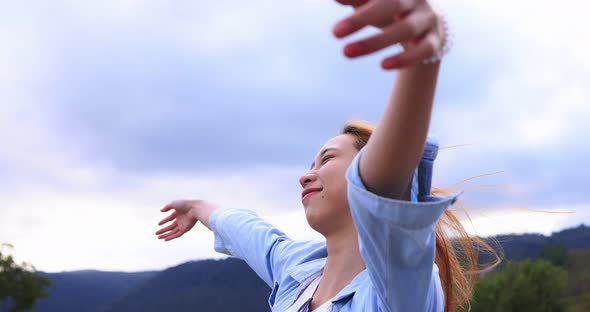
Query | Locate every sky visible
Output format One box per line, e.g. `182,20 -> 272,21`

1,0 -> 589,273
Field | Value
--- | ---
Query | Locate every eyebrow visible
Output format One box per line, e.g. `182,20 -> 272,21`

310,147 -> 339,170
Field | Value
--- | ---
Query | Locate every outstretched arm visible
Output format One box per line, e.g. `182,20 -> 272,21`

155,200 -> 325,293
333,0 -> 446,200
361,63 -> 439,199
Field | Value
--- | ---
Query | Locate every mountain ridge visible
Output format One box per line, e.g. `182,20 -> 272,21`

36,223 -> 590,312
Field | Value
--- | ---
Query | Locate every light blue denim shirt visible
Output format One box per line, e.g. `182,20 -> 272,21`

209,138 -> 462,311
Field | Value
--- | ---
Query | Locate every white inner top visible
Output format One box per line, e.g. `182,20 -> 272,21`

284,273 -> 334,312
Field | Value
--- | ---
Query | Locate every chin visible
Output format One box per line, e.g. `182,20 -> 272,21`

304,208 -> 332,234
304,207 -> 321,227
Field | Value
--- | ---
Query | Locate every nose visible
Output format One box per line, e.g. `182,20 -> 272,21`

299,171 -> 318,188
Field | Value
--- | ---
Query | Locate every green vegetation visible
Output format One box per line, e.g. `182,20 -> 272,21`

470,259 -> 569,312
540,243 -> 569,267
0,243 -> 52,312
563,249 -> 590,312
469,246 -> 590,312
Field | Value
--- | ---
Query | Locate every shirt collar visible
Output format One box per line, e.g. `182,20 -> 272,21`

286,257 -> 368,303
287,257 -> 326,283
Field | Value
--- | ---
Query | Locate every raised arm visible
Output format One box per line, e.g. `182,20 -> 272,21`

360,63 -> 439,199
333,1 -> 453,311
332,0 -> 447,200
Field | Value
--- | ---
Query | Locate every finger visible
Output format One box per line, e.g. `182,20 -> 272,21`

156,221 -> 177,236
333,0 -> 415,38
158,228 -> 179,240
334,0 -> 369,8
164,229 -> 184,241
158,211 -> 176,226
343,8 -> 436,58
381,30 -> 441,70
333,1 -> 385,38
161,202 -> 174,212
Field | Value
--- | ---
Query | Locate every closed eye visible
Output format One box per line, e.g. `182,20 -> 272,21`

321,155 -> 332,164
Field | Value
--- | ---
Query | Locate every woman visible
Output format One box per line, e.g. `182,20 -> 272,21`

155,0 -> 493,311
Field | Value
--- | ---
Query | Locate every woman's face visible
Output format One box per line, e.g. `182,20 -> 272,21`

299,134 -> 359,235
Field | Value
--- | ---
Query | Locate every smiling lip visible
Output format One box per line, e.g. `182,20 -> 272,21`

302,190 -> 321,202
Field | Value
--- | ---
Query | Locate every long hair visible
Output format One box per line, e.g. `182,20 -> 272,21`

341,120 -> 501,312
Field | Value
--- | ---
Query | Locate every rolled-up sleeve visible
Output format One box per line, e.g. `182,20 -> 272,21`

345,146 -> 462,312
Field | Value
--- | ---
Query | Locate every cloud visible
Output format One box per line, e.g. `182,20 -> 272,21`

1,162 -> 311,272
427,0 -> 590,209
1,0 -> 589,271
0,0 -> 371,176
457,203 -> 589,238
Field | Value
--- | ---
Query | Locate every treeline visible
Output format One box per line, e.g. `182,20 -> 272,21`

470,246 -> 590,312
1,224 -> 589,311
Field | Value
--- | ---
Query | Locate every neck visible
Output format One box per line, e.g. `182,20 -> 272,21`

319,225 -> 366,296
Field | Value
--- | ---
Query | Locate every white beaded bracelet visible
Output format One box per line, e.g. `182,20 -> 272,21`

421,12 -> 452,65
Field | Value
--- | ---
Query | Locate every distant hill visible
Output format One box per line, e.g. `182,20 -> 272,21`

36,224 -> 590,312
102,258 -> 270,312
485,224 -> 590,263
37,258 -> 270,312
36,270 -> 158,312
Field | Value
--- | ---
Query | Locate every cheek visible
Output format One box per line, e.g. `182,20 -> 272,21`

325,180 -> 346,196
321,168 -> 348,203
321,163 -> 347,183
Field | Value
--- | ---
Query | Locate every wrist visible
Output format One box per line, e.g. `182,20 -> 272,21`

421,12 -> 452,65
403,58 -> 441,74
190,200 -> 221,230
188,201 -> 200,221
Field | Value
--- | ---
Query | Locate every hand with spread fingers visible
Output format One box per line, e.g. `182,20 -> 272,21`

333,0 -> 448,69
155,199 -> 220,241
